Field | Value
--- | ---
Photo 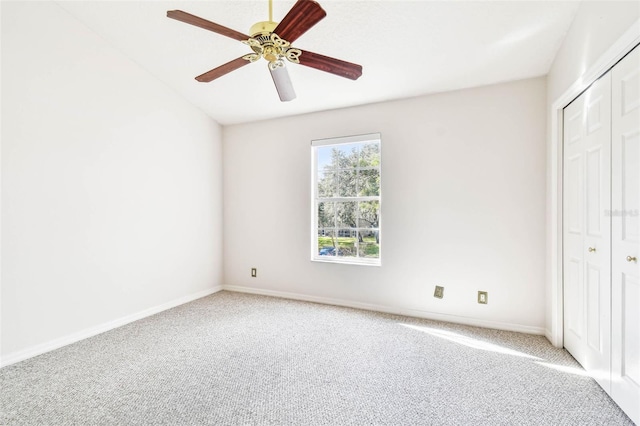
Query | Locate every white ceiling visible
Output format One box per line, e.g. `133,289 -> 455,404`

56,1 -> 580,125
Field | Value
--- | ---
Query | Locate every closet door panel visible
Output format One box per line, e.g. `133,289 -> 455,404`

565,257 -> 583,339
622,133 -> 639,242
563,97 -> 586,361
563,72 -> 612,391
586,263 -> 602,351
622,274 -> 639,381
583,74 -> 612,391
566,154 -> 583,235
586,146 -> 604,237
611,45 -> 640,426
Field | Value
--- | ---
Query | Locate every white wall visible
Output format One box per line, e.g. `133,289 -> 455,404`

223,77 -> 547,333
545,1 -> 640,338
547,1 -> 640,103
1,1 -> 224,364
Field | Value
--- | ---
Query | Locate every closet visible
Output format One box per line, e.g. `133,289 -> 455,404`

563,45 -> 639,424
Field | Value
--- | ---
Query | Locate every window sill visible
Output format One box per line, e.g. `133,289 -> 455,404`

311,257 -> 381,267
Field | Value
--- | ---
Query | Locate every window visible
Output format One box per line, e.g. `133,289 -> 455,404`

311,133 -> 381,265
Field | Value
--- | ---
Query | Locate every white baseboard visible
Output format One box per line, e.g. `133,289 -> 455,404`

0,286 -> 223,369
223,285 -> 546,336
1,284 -> 546,369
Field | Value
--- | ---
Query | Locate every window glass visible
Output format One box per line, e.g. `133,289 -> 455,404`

312,134 -> 381,265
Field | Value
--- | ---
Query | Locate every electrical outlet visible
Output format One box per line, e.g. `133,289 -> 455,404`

251,268 -> 257,278
478,291 -> 488,304
434,285 -> 444,299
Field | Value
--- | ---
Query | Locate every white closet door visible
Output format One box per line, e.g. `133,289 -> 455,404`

563,73 -> 612,392
611,45 -> 640,425
563,91 -> 586,364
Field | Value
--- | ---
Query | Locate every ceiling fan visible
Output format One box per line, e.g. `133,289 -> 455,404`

167,0 -> 363,102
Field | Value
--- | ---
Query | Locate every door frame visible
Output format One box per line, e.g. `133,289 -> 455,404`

548,21 -> 640,348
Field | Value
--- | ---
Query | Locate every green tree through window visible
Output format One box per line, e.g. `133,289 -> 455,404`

312,134 -> 381,264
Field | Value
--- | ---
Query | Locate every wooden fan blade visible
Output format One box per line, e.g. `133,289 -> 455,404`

270,65 -> 296,102
273,0 -> 326,43
195,57 -> 250,82
298,50 -> 362,80
167,10 -> 250,41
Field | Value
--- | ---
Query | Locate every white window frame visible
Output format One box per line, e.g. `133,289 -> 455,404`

311,133 -> 381,266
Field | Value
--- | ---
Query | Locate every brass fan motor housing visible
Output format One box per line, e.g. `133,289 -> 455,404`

250,20 -> 278,37
243,22 -> 302,69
